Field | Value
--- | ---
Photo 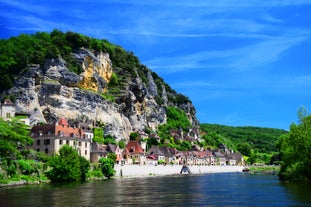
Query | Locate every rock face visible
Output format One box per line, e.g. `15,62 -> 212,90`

8,48 -> 197,141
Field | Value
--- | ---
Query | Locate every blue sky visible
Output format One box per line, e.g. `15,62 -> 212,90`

1,0 -> 311,130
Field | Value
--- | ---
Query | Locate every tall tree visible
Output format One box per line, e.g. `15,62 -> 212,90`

278,115 -> 311,182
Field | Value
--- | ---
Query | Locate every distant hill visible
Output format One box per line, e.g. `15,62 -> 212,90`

200,123 -> 288,154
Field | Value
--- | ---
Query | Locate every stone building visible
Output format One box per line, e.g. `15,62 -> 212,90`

30,118 -> 92,160
0,99 -> 15,120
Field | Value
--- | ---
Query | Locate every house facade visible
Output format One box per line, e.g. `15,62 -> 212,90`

30,118 -> 92,160
0,99 -> 15,120
123,141 -> 146,165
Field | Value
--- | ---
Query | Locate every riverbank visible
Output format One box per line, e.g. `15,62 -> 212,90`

1,165 -> 244,187
114,165 -> 244,178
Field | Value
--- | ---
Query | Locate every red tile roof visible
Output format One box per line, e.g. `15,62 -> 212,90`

58,118 -> 68,126
125,141 -> 144,154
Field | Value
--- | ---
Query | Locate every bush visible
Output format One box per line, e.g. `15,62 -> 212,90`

45,145 -> 90,182
99,157 -> 115,179
18,159 -> 34,175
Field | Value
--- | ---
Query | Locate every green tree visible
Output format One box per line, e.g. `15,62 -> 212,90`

118,140 -> 125,149
247,149 -> 257,165
278,115 -> 311,182
46,145 -> 89,182
130,132 -> 139,141
147,137 -> 158,149
99,157 -> 115,179
79,156 -> 90,182
0,118 -> 33,161
93,128 -> 104,143
237,143 -> 252,156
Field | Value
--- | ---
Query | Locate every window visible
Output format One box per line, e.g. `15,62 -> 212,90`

59,140 -> 63,145
85,142 -> 87,148
37,140 -> 40,145
85,150 -> 87,155
45,148 -> 48,154
79,142 -> 81,146
44,139 -> 50,145
37,149 -> 40,152
6,113 -> 11,118
66,140 -> 69,145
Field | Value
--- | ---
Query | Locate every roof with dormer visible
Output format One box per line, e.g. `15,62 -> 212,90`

125,141 -> 144,154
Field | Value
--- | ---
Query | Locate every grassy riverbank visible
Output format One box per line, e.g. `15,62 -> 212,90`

248,165 -> 280,174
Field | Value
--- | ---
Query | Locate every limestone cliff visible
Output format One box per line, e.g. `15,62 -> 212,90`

7,48 -> 198,141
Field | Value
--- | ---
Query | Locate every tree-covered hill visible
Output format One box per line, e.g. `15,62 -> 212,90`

200,123 -> 288,154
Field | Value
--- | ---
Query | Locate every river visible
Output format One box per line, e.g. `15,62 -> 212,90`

0,173 -> 310,206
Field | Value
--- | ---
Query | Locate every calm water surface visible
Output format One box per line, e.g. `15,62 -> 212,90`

1,173 -> 311,207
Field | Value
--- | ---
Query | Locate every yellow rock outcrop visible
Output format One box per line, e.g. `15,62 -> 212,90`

78,52 -> 112,92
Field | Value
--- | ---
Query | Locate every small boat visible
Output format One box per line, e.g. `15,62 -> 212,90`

242,167 -> 250,173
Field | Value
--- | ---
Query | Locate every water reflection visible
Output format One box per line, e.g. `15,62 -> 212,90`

282,182 -> 311,206
1,173 -> 311,207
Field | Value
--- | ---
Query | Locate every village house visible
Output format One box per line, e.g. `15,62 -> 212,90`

0,99 -> 31,125
30,118 -> 92,160
146,145 -> 165,165
213,151 -> 227,166
106,144 -> 123,164
225,152 -> 244,166
123,141 -> 145,165
90,143 -> 122,164
90,143 -> 108,162
0,99 -> 15,120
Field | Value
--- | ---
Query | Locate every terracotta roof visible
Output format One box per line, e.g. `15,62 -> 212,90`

58,118 -> 68,126
125,141 -> 144,154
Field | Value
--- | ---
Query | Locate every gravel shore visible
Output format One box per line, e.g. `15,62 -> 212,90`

114,165 -> 244,178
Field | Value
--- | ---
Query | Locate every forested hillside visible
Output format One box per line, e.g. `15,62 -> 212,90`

200,123 -> 288,155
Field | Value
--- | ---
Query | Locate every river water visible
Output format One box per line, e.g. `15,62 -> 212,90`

1,173 -> 310,207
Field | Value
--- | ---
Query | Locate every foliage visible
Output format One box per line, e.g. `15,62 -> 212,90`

103,134 -> 117,145
130,132 -> 139,141
93,128 -> 104,143
158,160 -> 166,165
147,138 -> 158,149
166,106 -> 190,130
179,141 -> 192,151
0,118 -> 33,161
278,115 -> 311,182
99,157 -> 115,179
108,72 -> 120,87
157,106 -> 191,140
118,140 -> 125,149
237,143 -> 252,157
18,159 -> 35,175
200,123 -> 288,154
45,145 -> 90,182
87,165 -> 103,179
79,156 -> 90,182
